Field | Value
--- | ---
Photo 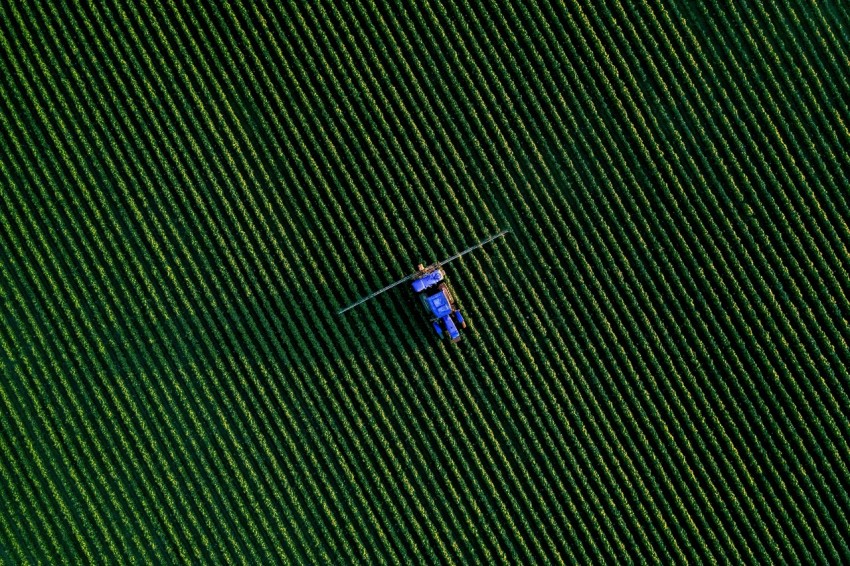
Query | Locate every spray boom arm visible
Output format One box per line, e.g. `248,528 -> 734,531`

337,229 -> 509,315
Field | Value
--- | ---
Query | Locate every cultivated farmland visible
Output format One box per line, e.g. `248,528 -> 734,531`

2,0 -> 849,562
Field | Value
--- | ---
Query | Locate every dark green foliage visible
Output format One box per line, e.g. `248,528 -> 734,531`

1,0 -> 849,562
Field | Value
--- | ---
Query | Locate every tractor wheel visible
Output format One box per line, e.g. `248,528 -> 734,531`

455,310 -> 467,329
432,321 -> 444,338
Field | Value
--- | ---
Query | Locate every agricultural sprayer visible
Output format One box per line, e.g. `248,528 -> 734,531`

337,229 -> 509,342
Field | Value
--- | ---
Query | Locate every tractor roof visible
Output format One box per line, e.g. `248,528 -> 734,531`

426,289 -> 453,318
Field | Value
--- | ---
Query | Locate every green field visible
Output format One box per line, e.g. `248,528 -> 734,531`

2,0 -> 850,562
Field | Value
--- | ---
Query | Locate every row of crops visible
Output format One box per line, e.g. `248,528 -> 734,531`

1,0 -> 849,562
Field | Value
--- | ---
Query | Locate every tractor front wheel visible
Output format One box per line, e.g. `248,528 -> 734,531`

455,310 -> 467,329
432,321 -> 444,338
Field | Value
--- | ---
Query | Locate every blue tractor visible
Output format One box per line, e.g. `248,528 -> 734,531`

337,229 -> 508,343
412,265 -> 466,342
